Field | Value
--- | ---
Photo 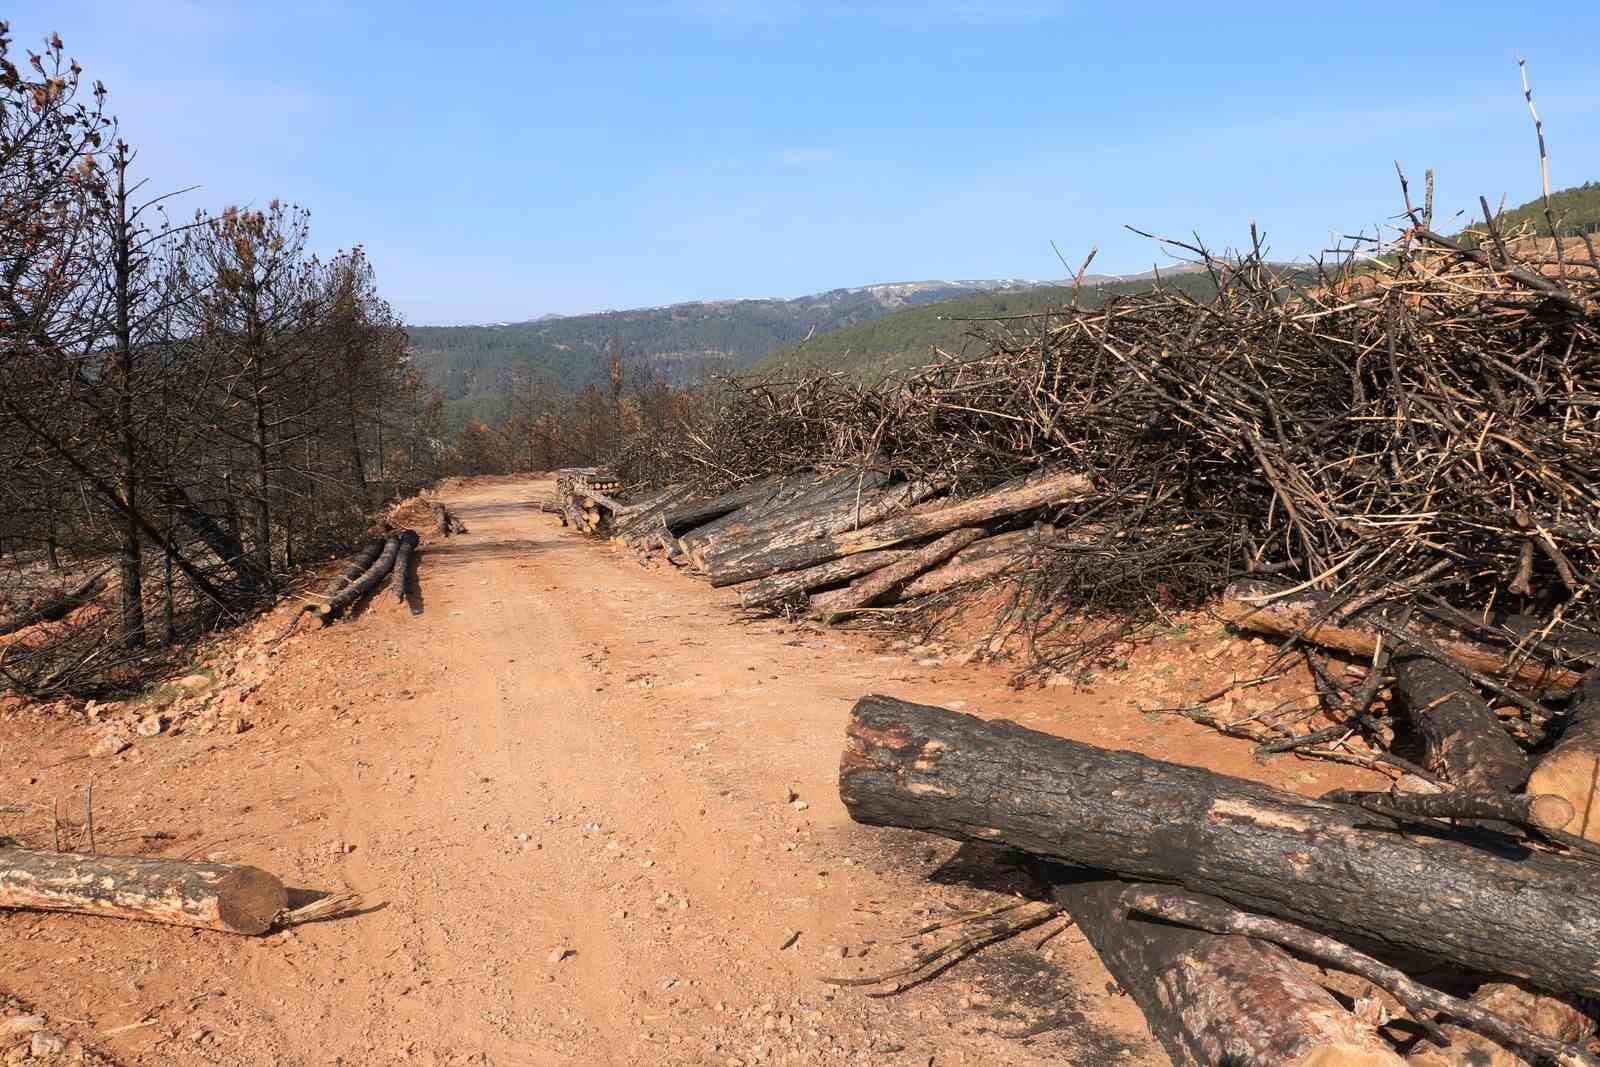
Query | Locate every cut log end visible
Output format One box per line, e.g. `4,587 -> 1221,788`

1527,753 -> 1600,838
217,866 -> 290,934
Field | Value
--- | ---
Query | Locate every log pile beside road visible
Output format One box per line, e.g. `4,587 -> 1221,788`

566,467 -> 1087,626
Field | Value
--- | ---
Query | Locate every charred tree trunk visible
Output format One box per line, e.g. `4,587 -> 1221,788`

839,695 -> 1600,997
1390,650 -> 1530,792
707,468 -> 1092,586
320,533 -> 401,621
0,847 -> 286,935
1044,872 -> 1405,1067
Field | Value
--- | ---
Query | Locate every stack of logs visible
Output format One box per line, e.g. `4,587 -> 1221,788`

554,467 -> 625,534
568,466 -> 1092,623
281,527 -> 421,637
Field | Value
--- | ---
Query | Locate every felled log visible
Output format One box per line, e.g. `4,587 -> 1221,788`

0,569 -> 109,637
736,547 -> 914,610
661,477 -> 787,535
838,695 -> 1600,997
709,468 -> 1093,587
819,528 -> 985,623
808,526 -> 1046,614
320,532 -> 401,621
391,529 -> 419,603
1045,873 -> 1405,1067
612,484 -> 694,542
1219,580 -> 1583,689
696,476 -> 941,576
1528,669 -> 1600,842
678,473 -> 850,555
1390,649 -> 1530,792
0,847 -> 286,935
682,470 -> 890,559
1120,887 -> 1600,1067
325,537 -> 385,598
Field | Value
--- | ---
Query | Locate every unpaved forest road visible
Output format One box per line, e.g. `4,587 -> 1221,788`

2,478 -> 1381,1065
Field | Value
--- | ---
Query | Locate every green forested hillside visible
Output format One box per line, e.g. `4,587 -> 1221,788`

749,272 -> 1220,380
407,280 -> 1048,425
1480,181 -> 1600,235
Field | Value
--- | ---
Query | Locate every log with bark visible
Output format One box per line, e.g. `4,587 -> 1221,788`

838,695 -> 1600,997
1219,580 -> 1585,689
736,547 -> 914,610
1044,872 -> 1405,1067
1389,648 -> 1531,793
818,527 -> 986,623
0,569 -> 110,637
391,529 -> 420,603
1320,787 -> 1575,833
325,537 -> 386,599
320,532 -> 402,621
708,468 -> 1093,587
681,470 -> 894,560
0,847 -> 287,935
1528,669 -> 1600,842
660,476 -> 788,535
694,476 -> 942,576
806,526 -> 1047,615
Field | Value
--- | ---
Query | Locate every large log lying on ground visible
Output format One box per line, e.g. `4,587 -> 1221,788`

0,847 -> 286,934
321,532 -> 402,621
660,477 -> 787,535
1528,669 -> 1600,843
838,695 -> 1600,996
679,472 -> 868,557
1390,648 -> 1531,792
325,537 -> 385,599
695,475 -> 939,574
819,527 -> 985,623
807,526 -> 1047,614
709,468 -> 1093,586
1045,872 -> 1405,1067
0,569 -> 109,637
686,470 -> 901,563
1219,580 -> 1584,689
736,547 -> 913,610
391,529 -> 420,603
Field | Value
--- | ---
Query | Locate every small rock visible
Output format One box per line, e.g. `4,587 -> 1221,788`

136,714 -> 164,738
0,1016 -> 44,1037
176,674 -> 212,692
30,1031 -> 67,1058
548,947 -> 573,964
790,799 -> 809,812
229,717 -> 250,734
91,734 -> 130,759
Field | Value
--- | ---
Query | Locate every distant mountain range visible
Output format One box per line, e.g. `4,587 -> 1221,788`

408,180 -> 1600,427
406,271 -> 1205,424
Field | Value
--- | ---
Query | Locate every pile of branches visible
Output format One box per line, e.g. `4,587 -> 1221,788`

605,200 -> 1600,665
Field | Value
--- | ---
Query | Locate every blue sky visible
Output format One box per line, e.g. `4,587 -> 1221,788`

18,2 -> 1600,324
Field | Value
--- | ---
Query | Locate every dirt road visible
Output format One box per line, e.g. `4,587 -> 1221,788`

1,477 -> 1385,1065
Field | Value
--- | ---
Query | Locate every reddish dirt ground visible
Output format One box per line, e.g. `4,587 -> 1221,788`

0,476 -> 1389,1066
